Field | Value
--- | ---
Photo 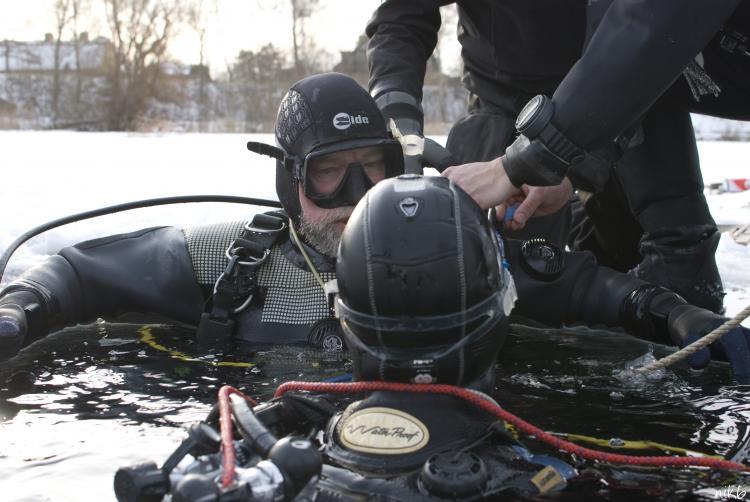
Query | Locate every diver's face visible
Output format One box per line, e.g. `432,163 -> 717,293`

298,146 -> 387,257
305,146 -> 387,198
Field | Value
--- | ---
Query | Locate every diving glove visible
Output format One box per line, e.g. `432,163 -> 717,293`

0,304 -> 27,361
622,285 -> 750,381
668,304 -> 750,383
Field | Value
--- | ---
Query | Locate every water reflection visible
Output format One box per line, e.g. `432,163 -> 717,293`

0,321 -> 748,501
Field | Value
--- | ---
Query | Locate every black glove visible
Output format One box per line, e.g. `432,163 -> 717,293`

0,304 -> 28,362
668,304 -> 750,383
622,285 -> 750,382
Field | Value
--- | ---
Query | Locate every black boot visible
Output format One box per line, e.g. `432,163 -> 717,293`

633,225 -> 725,314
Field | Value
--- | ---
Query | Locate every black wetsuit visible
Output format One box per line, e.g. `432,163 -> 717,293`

367,0 -> 750,313
0,214 -> 649,349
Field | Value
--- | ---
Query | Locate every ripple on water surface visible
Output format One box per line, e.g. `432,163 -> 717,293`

0,321 -> 748,501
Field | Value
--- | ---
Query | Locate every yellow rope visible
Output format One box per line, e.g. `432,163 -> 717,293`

552,432 -> 722,459
138,326 -> 256,368
508,423 -> 719,458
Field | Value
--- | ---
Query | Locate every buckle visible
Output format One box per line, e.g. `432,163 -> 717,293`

244,217 -> 286,234
225,246 -> 270,267
197,312 -> 235,340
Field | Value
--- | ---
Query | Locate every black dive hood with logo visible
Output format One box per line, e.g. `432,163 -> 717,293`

335,175 -> 511,388
247,72 -> 404,220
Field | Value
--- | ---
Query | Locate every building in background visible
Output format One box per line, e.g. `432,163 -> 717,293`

0,34 -> 114,128
2,34 -> 747,138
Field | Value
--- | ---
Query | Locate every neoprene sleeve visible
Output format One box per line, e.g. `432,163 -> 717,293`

365,0 -> 441,101
0,227 -> 205,338
505,239 -> 646,329
553,0 -> 741,150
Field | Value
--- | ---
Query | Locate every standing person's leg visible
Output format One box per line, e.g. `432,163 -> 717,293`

572,0 -> 750,312
565,0 -> 645,271
567,173 -> 643,272
616,89 -> 724,314
446,96 -> 572,247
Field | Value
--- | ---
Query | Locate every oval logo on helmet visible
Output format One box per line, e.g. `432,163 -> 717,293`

333,112 -> 370,130
339,407 -> 430,454
333,112 -> 351,130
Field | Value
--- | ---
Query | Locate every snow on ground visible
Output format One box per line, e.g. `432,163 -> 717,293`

691,114 -> 750,141
1,131 -> 749,322
696,140 -> 750,322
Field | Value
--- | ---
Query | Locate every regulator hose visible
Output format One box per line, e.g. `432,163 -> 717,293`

0,194 -> 281,284
275,381 -> 750,473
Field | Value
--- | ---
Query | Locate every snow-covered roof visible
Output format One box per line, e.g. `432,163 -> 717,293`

0,37 -> 111,72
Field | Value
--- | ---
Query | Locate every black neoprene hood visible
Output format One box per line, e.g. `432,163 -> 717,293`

273,72 -> 403,219
276,72 -> 390,158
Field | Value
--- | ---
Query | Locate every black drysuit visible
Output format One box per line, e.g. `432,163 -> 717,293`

366,0 -> 750,313
0,217 -> 654,352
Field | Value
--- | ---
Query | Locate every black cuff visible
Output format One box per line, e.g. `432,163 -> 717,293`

502,135 -> 568,187
619,285 -> 687,345
565,146 -> 618,194
0,289 -> 49,341
375,91 -> 424,133
380,104 -> 424,127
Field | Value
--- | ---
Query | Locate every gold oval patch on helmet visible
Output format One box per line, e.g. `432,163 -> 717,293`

339,407 -> 430,454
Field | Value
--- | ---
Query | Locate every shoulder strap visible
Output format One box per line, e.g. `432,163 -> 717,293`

197,211 -> 287,340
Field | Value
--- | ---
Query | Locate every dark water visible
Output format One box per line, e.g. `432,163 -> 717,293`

1,321 -> 749,501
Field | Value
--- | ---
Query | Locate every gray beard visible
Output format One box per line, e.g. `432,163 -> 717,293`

297,207 -> 353,258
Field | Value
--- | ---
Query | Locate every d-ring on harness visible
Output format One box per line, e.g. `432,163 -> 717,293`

197,212 -> 287,339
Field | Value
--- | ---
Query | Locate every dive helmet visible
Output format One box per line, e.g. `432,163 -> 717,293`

335,175 -> 513,387
247,72 -> 405,221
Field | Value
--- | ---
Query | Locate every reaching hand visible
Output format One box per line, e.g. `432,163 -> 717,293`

442,157 -> 521,210
668,304 -> 750,383
495,178 -> 574,231
0,304 -> 27,362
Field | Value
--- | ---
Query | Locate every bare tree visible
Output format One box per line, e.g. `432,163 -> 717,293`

252,0 -> 330,78
103,0 -> 186,130
290,0 -> 319,76
186,0 -> 218,129
52,0 -> 75,126
70,0 -> 89,114
49,0 -> 98,128
228,43 -> 287,130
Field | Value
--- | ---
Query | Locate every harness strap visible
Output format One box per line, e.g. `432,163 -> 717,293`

197,211 -> 287,340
